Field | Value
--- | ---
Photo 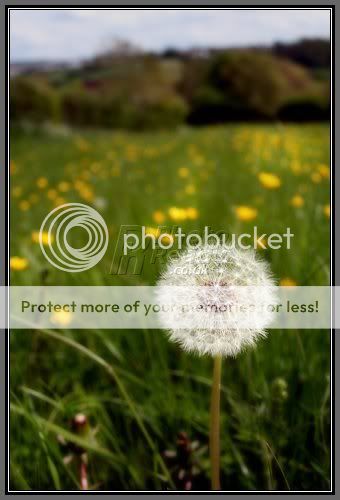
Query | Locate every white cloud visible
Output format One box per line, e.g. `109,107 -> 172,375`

9,8 -> 331,61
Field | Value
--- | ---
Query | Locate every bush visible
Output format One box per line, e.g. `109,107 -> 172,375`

129,95 -> 188,130
10,45 -> 330,130
207,51 -> 286,118
10,77 -> 59,123
278,95 -> 329,121
188,85 -> 263,124
95,95 -> 138,130
61,89 -> 102,127
61,89 -> 188,130
188,86 -> 227,124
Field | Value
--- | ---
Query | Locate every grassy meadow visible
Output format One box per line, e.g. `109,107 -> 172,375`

10,123 -> 331,491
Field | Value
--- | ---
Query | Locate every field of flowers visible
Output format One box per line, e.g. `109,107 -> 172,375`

10,123 -> 331,491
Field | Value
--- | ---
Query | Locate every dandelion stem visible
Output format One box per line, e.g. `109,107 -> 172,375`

210,354 -> 222,490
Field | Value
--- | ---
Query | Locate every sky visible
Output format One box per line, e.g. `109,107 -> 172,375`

10,8 -> 331,62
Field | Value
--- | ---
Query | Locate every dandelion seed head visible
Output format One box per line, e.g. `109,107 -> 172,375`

157,243 -> 277,357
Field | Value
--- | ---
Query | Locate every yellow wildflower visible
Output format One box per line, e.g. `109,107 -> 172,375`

185,184 -> 196,195
168,207 -> 187,221
178,167 -> 190,178
280,278 -> 297,287
290,195 -> 304,208
145,228 -> 173,246
152,211 -> 166,224
324,205 -> 330,218
318,164 -> 330,179
235,206 -> 258,222
19,200 -> 30,211
258,172 -> 281,189
50,310 -> 73,327
12,186 -> 23,198
32,231 -> 54,246
145,227 -> 160,238
47,189 -> 58,200
74,180 -> 85,191
159,233 -> 174,246
36,177 -> 48,189
311,172 -> 322,184
186,207 -> 199,220
79,188 -> 94,202
58,181 -> 70,192
55,197 -> 66,206
10,256 -> 29,271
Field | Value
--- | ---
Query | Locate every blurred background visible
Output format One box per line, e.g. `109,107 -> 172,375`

10,9 -> 331,492
10,10 -> 330,128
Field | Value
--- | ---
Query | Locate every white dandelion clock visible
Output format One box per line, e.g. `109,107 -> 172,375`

156,243 -> 277,357
156,243 -> 277,490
